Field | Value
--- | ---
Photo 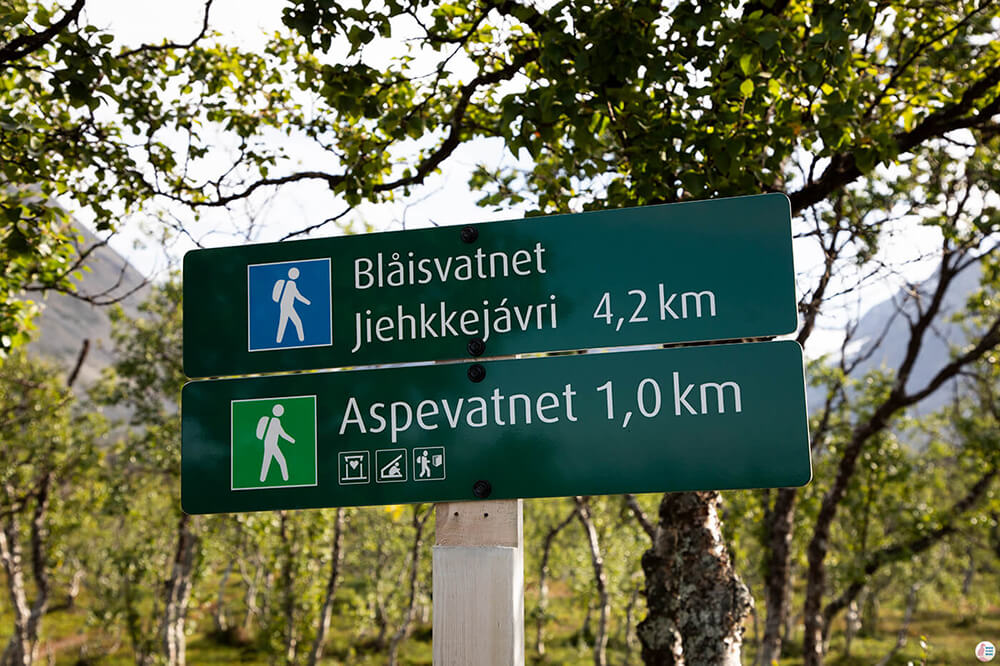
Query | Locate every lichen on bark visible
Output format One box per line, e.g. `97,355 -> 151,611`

638,491 -> 753,666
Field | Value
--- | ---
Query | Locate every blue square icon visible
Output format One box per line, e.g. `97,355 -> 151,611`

248,258 -> 332,352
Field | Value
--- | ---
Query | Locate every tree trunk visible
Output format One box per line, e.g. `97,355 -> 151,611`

992,512 -> 1000,561
579,602 -> 593,651
1,515 -> 35,666
214,555 -> 236,634
65,567 -> 84,609
843,599 -> 861,658
803,532 -> 830,666
757,487 -> 797,666
861,583 -> 881,637
623,582 -> 641,666
278,512 -> 297,666
575,496 -> 610,666
624,493 -> 656,541
161,513 -> 199,666
783,610 -> 797,647
961,546 -> 975,596
638,491 -> 752,666
0,475 -> 53,666
307,507 -> 346,666
873,583 -> 919,666
238,555 -> 262,633
535,505 -> 577,657
387,506 -> 431,666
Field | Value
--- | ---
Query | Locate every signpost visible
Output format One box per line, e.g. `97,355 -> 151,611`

183,193 -> 796,378
181,193 -> 811,665
181,340 -> 810,514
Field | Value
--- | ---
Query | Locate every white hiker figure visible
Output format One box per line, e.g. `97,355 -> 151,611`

416,449 -> 432,478
272,267 -> 311,343
256,404 -> 295,482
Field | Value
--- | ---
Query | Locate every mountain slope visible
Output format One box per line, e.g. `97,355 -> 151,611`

814,261 -> 983,418
25,226 -> 150,389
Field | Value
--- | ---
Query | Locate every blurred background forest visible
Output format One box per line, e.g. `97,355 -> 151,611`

2,1 -> 1000,665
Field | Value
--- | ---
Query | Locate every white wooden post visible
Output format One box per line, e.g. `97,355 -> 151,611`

432,499 -> 524,665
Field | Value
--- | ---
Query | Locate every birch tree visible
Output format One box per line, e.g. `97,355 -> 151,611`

6,1 -> 1000,662
0,350 -> 104,666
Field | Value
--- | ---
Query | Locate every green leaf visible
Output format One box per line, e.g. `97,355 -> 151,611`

740,79 -> 754,97
756,30 -> 779,50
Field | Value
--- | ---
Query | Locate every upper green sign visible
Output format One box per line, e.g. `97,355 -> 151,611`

181,340 -> 811,514
183,193 -> 796,378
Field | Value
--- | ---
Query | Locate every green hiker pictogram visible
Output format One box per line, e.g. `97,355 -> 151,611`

231,396 -> 317,490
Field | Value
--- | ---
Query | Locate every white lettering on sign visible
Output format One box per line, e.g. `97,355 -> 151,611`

592,284 -> 719,333
351,296 -> 558,354
353,243 -> 548,290
338,384 -> 579,443
672,372 -> 742,416
344,244 -> 725,354
337,373 -> 747,443
660,286 -> 717,320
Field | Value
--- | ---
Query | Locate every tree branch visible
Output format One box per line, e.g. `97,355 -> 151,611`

0,0 -> 85,66
790,62 -> 1000,214
797,197 -> 845,346
822,466 -> 997,626
370,46 -> 539,193
860,4 -> 992,122
741,0 -> 792,19
118,0 -> 215,58
623,494 -> 656,541
159,47 -> 539,208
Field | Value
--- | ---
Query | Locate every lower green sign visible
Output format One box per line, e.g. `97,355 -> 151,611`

181,341 -> 811,514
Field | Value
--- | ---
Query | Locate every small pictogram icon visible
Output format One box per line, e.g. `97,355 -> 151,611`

338,451 -> 370,485
413,447 -> 446,481
376,449 -> 407,483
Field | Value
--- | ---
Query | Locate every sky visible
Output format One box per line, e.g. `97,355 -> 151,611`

76,0 -> 946,357
81,0 -> 531,269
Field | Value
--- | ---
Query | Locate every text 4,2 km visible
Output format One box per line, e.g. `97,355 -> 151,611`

593,284 -> 718,332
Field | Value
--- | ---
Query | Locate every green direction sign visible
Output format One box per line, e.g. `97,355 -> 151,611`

183,193 -> 797,378
181,340 -> 811,514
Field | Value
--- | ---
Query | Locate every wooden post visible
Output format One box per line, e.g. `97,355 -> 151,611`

433,499 -> 524,665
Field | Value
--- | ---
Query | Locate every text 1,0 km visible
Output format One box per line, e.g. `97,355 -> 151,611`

596,375 -> 742,429
593,285 -> 718,332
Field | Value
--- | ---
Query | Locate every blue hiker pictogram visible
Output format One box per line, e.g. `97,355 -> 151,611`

274,267 -> 311,343
248,258 -> 332,352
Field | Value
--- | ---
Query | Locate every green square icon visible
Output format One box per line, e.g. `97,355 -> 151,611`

231,395 -> 317,490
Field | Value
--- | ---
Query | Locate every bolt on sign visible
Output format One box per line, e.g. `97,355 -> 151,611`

180,341 -> 811,514
182,193 -> 797,378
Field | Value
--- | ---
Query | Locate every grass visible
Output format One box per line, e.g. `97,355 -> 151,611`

742,606 -> 1000,666
4,586 -> 998,664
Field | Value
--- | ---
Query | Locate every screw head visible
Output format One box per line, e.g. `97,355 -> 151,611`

472,480 -> 492,499
467,337 -> 486,357
460,226 -> 479,243
467,363 -> 487,383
